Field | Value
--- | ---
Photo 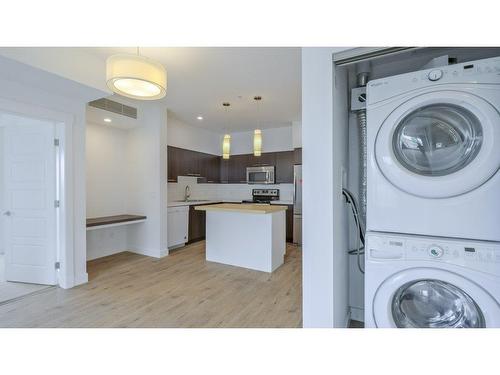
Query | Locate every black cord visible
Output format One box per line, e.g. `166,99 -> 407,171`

342,189 -> 365,246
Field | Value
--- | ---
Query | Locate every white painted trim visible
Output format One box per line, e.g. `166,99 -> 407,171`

86,219 -> 147,231
128,246 -> 163,258
0,97 -> 75,289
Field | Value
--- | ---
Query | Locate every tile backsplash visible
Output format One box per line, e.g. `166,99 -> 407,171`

168,176 -> 293,202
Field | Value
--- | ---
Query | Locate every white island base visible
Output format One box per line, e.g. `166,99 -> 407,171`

196,204 -> 287,273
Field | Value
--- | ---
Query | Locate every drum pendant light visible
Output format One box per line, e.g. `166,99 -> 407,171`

222,102 -> 231,159
253,96 -> 263,156
254,129 -> 262,156
222,134 -> 231,159
106,48 -> 167,100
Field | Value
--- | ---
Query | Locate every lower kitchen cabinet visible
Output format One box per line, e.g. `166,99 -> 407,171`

188,205 -> 206,243
167,206 -> 189,248
285,205 -> 294,242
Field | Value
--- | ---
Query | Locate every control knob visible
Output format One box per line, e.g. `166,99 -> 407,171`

428,245 -> 444,258
428,69 -> 443,81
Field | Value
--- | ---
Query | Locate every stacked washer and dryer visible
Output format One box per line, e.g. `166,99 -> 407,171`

364,56 -> 500,328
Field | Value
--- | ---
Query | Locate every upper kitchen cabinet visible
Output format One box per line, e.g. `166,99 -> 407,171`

275,151 -> 294,183
201,154 -> 221,183
293,147 -> 302,165
168,146 -> 220,183
227,154 -> 249,183
168,146 -> 181,182
247,152 -> 276,168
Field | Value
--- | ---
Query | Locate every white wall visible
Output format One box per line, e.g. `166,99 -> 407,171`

228,126 -> 293,155
167,112 -> 221,155
126,102 -> 168,258
86,123 -> 129,217
168,112 -> 295,156
0,128 -> 3,254
302,47 -> 351,328
292,121 -> 302,148
0,55 -> 107,288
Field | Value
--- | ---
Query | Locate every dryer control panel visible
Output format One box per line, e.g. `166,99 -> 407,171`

367,56 -> 500,105
366,232 -> 500,277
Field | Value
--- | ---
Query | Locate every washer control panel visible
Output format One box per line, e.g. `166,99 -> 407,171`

428,245 -> 444,258
366,233 -> 500,276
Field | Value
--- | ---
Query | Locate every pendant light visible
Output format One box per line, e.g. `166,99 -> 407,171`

253,96 -> 263,156
222,102 -> 231,159
106,47 -> 167,100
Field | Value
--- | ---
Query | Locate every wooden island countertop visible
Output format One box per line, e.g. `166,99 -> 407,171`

194,203 -> 287,214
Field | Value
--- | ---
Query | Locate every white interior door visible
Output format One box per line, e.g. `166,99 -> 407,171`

2,112 -> 57,285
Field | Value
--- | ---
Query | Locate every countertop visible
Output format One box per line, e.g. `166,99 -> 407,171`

168,199 -> 292,207
168,200 -> 241,207
270,200 -> 293,205
195,203 -> 287,214
86,214 -> 147,228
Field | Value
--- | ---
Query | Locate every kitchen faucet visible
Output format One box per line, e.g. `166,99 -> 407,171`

184,185 -> 191,202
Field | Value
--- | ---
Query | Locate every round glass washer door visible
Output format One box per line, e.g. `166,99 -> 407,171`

392,104 -> 482,177
392,279 -> 484,328
372,267 -> 500,328
375,90 -> 500,198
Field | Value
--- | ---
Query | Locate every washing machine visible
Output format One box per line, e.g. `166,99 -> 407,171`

366,56 -> 500,242
365,232 -> 500,328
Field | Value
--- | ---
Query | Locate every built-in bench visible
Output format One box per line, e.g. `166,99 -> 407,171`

86,215 -> 147,231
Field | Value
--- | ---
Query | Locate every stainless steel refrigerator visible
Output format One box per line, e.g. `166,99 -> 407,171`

293,164 -> 302,245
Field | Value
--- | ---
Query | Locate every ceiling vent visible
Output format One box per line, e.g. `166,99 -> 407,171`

88,98 -> 137,119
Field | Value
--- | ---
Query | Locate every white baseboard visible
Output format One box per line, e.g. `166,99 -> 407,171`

72,272 -> 88,287
129,247 -> 162,258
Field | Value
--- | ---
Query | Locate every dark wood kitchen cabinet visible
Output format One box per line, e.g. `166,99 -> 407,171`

285,205 -> 294,242
226,154 -> 249,183
168,146 -> 299,185
275,151 -> 294,183
168,146 -> 220,183
188,205 -> 206,243
168,146 -> 181,182
247,152 -> 276,168
293,147 -> 302,165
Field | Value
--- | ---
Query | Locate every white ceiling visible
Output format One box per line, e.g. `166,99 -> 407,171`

83,47 -> 301,132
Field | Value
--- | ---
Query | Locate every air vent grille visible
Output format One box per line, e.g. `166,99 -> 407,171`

88,98 -> 137,119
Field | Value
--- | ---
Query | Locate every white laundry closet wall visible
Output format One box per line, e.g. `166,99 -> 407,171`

0,127 -> 3,255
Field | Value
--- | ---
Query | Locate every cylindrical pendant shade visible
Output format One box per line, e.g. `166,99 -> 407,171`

222,134 -> 231,159
106,54 -> 167,100
254,129 -> 262,156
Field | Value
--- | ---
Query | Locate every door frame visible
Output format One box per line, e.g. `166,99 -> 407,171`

0,96 -> 74,288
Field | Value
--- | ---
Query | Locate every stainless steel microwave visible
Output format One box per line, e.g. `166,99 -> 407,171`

246,166 -> 275,184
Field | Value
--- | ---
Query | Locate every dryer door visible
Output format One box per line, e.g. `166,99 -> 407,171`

375,90 -> 500,198
372,267 -> 500,328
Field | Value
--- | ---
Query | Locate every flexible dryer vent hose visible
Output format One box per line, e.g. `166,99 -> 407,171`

357,109 -> 367,230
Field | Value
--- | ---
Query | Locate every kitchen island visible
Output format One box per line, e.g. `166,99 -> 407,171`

195,203 -> 287,272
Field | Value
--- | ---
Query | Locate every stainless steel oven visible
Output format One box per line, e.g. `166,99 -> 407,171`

246,166 -> 275,184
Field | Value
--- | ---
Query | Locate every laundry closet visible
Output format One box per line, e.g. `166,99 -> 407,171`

333,47 -> 500,324
85,96 -> 168,265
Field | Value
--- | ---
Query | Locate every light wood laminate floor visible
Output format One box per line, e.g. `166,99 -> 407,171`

0,241 -> 302,328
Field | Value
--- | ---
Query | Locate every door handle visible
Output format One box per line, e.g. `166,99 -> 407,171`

3,210 -> 12,216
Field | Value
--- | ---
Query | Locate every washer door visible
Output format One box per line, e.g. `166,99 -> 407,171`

375,90 -> 500,198
372,267 -> 500,328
